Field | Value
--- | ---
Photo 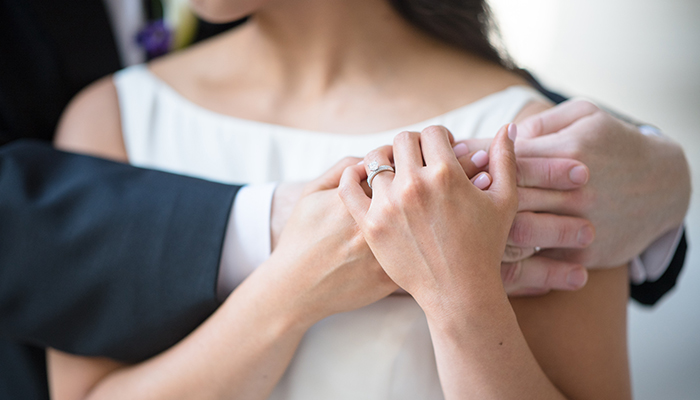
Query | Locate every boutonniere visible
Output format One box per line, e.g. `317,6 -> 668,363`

136,0 -> 198,59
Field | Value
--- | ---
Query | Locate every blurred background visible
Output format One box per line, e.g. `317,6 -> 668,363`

488,0 -> 700,398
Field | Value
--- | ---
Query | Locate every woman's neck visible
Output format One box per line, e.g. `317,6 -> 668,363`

246,0 -> 449,97
155,0 -> 524,133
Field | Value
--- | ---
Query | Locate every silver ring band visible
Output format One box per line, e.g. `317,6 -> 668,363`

367,165 -> 395,189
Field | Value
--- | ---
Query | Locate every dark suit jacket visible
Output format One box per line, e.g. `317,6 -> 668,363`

1,0 -> 241,398
0,0 -> 687,398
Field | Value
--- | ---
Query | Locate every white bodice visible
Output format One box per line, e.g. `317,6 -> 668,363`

114,64 -> 545,400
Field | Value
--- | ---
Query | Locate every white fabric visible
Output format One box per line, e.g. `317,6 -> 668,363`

102,0 -> 146,66
114,64 -> 544,399
629,226 -> 683,284
98,1 -> 681,290
217,182 -> 277,301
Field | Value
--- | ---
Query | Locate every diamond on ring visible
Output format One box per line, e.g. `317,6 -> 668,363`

367,164 -> 395,189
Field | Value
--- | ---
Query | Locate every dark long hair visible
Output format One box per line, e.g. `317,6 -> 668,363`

389,0 -> 514,70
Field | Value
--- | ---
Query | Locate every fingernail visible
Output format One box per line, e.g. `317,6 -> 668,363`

508,123 -> 518,141
357,160 -> 364,165
567,268 -> 588,288
453,143 -> 470,158
569,165 -> 589,185
577,225 -> 594,246
471,150 -> 489,168
474,173 -> 491,190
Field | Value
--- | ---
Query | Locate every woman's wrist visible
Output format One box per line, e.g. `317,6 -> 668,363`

223,258 -> 319,335
416,263 -> 507,325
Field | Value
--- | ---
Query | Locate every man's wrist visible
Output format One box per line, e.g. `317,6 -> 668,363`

217,183 -> 277,301
270,182 -> 306,250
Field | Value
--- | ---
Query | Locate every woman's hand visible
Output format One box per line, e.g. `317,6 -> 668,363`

339,124 -> 518,314
46,158 -> 397,400
266,157 -> 398,326
340,126 -> 578,400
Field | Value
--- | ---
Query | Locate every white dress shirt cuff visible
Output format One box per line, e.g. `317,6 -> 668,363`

629,225 -> 684,284
216,183 -> 277,301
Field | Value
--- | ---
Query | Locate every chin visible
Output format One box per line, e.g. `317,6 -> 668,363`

189,0 -> 268,23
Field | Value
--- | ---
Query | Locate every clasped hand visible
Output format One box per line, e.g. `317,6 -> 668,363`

339,125 -> 518,311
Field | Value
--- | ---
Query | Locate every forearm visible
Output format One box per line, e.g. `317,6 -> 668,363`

53,261 -> 312,400
423,274 -> 565,400
1,142 -> 238,359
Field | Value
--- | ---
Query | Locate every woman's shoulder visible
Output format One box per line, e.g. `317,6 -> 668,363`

54,75 -> 128,162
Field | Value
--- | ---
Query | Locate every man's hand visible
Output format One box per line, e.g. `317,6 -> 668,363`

454,136 -> 594,295
515,100 -> 690,268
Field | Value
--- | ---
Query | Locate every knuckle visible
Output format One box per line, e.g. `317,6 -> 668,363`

509,217 -> 533,246
337,180 -> 353,199
575,99 -> 600,114
363,216 -> 388,241
421,125 -> 448,138
565,139 -> 587,160
556,225 -> 571,246
544,161 -> 557,187
432,162 -> 454,186
400,177 -> 424,203
530,115 -> 544,136
501,261 -> 522,286
543,265 -> 557,289
394,130 -> 417,146
504,245 -> 526,262
340,156 -> 357,165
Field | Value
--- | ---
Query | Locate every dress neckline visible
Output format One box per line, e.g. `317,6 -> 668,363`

131,64 -> 535,138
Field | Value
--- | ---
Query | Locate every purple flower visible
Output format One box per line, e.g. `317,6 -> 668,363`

136,20 -> 172,59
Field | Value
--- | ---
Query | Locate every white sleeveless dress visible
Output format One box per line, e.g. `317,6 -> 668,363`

114,64 -> 546,400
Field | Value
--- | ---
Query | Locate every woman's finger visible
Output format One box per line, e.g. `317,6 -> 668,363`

364,146 -> 396,192
392,130 -> 423,171
460,149 -> 489,177
304,156 -> 363,195
339,164 -> 371,223
487,124 -> 518,205
471,172 -> 492,190
420,125 -> 461,167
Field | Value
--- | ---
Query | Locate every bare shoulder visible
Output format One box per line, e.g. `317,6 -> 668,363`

510,266 -> 631,399
54,76 -> 127,162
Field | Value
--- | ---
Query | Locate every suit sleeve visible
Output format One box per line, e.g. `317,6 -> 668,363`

0,140 -> 240,362
523,70 -> 688,306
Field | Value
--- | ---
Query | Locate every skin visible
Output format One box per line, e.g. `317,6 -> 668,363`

48,158 -> 398,400
50,0 -> 632,398
340,125 -> 630,399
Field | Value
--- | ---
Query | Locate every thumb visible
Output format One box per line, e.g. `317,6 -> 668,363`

304,157 -> 362,195
519,99 -> 599,138
487,124 -> 518,209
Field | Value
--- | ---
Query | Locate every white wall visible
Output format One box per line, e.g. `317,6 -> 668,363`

488,1 -> 700,398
